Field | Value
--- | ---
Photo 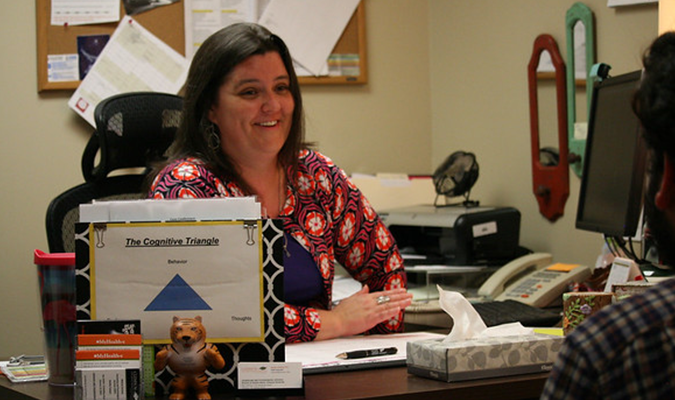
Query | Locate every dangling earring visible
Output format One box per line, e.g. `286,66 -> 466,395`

206,123 -> 221,150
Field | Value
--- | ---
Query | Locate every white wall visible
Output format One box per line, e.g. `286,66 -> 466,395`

303,1 -> 432,175
429,0 -> 657,267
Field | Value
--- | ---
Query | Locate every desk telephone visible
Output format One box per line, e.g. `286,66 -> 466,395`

477,252 -> 592,307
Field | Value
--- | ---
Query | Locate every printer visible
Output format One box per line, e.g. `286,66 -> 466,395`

380,205 -> 523,266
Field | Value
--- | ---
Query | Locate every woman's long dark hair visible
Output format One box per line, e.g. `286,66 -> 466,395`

150,23 -> 307,193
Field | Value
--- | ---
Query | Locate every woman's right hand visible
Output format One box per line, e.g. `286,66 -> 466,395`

315,285 -> 413,341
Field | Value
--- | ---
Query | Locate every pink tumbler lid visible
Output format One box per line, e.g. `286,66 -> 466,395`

34,249 -> 75,266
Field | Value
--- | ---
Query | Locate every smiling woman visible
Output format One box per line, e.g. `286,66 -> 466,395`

147,23 -> 412,344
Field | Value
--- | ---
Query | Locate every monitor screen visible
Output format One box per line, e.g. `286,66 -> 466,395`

575,70 -> 647,238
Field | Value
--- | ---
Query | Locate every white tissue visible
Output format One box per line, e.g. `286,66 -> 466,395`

437,285 -> 533,344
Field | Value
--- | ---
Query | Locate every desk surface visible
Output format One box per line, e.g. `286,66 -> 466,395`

0,367 -> 548,400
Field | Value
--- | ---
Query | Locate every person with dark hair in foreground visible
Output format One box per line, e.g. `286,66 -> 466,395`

540,32 -> 675,400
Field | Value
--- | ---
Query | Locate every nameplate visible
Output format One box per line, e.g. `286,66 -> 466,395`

237,362 -> 303,390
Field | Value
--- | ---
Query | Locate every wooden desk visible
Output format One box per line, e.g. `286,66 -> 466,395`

0,367 -> 548,400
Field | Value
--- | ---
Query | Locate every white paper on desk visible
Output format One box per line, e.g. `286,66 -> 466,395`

437,285 -> 532,343
331,275 -> 363,303
51,0 -> 120,26
80,197 -> 262,223
258,0 -> 360,76
91,221 -> 264,343
286,332 -> 444,372
68,16 -> 189,127
405,265 -> 486,273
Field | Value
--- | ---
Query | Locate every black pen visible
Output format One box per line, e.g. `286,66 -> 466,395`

335,347 -> 398,360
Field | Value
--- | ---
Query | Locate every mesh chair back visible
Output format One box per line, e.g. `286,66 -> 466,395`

46,92 -> 183,253
82,91 -> 183,182
46,176 -> 146,253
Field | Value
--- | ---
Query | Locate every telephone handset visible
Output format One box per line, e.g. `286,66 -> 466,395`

478,252 -> 592,307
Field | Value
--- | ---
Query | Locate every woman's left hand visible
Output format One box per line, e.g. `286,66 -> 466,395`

315,285 -> 413,340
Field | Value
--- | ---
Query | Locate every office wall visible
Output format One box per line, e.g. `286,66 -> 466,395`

0,1 -> 658,360
0,2 -> 431,359
429,0 -> 658,267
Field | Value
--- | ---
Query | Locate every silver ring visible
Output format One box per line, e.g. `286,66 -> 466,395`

376,295 -> 390,305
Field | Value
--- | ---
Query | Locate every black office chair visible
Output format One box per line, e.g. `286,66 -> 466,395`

45,92 -> 183,253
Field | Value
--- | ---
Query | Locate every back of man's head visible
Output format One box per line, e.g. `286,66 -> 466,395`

633,32 -> 675,159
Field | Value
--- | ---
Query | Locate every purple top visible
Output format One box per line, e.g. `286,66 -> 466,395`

283,233 -> 323,305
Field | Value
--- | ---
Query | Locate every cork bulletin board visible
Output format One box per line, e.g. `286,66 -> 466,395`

36,0 -> 367,92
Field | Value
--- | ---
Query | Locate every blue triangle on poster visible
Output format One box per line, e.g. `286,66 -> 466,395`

145,274 -> 212,311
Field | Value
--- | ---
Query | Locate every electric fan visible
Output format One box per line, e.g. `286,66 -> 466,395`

432,151 -> 480,207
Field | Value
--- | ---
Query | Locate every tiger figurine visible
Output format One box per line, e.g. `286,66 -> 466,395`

154,316 -> 225,400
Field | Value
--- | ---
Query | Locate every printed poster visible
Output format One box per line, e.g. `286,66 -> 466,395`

89,221 -> 264,344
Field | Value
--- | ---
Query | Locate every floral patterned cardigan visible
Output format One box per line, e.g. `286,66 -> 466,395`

149,149 -> 407,343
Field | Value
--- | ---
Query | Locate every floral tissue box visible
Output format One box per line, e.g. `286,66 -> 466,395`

406,333 -> 564,382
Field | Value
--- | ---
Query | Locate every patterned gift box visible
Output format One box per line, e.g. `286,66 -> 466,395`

562,292 -> 613,335
407,333 -> 563,382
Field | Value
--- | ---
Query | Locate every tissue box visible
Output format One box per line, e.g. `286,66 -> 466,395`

407,333 -> 563,382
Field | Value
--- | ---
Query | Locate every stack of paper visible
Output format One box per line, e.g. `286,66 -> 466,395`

79,197 -> 261,223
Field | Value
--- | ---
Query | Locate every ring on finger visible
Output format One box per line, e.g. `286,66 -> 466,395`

376,295 -> 390,305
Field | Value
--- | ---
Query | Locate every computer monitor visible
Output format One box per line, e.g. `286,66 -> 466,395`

575,70 -> 647,238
